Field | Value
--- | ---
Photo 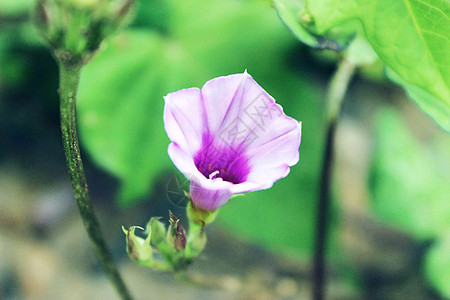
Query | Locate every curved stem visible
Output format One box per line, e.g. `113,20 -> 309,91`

59,60 -> 133,300
312,58 -> 355,300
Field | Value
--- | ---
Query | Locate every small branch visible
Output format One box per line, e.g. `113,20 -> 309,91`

313,58 -> 355,300
325,58 -> 356,124
58,60 -> 133,300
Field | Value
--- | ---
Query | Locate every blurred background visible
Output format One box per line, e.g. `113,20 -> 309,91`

0,0 -> 449,299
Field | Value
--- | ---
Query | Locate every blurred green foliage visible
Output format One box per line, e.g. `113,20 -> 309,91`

370,108 -> 450,296
370,109 -> 449,240
0,0 -> 33,16
425,234 -> 450,298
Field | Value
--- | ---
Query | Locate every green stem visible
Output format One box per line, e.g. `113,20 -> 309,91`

312,58 -> 355,300
58,60 -> 133,300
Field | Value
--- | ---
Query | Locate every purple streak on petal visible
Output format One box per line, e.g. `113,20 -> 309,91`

201,73 -> 251,136
200,92 -> 210,137
210,76 -> 247,135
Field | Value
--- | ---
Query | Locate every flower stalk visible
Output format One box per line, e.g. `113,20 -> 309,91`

35,0 -> 136,297
59,59 -> 133,300
313,58 -> 355,300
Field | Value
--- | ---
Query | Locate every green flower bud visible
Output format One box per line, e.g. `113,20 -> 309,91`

147,217 -> 166,246
34,0 -> 135,65
122,225 -> 173,272
122,226 -> 152,263
187,200 -> 218,225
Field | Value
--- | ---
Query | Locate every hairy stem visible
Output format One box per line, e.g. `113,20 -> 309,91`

313,58 -> 355,300
59,60 -> 133,300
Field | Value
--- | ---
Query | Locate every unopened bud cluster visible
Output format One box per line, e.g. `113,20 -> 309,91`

123,200 -> 217,272
35,0 -> 135,64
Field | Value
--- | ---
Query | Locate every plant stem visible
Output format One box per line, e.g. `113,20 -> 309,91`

312,58 -> 355,300
59,60 -> 133,300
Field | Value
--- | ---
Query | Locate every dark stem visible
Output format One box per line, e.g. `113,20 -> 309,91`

58,60 -> 133,300
312,58 -> 355,300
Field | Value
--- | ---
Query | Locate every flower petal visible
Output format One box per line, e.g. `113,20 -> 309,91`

190,180 -> 233,211
164,88 -> 205,154
167,143 -> 199,178
200,72 -> 251,137
230,122 -> 301,193
201,72 -> 299,153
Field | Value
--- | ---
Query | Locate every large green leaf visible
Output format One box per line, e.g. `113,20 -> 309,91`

369,108 -> 450,240
386,67 -> 450,131
274,0 -> 450,131
77,32 -> 176,204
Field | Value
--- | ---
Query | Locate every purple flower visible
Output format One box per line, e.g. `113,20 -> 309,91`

164,72 -> 302,211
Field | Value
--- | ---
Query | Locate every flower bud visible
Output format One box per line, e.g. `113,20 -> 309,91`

34,0 -> 135,64
167,211 -> 187,252
122,226 -> 152,263
174,222 -> 187,252
147,217 -> 166,246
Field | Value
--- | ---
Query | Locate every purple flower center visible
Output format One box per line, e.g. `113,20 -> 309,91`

193,137 -> 250,184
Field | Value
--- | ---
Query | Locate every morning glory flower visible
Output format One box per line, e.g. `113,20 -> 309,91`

164,72 -> 302,211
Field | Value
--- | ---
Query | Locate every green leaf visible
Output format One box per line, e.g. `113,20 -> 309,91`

77,31 -> 175,204
307,0 -> 450,131
273,0 -> 356,50
425,234 -> 450,298
272,0 -> 319,47
386,67 -> 450,131
369,108 -> 450,240
274,0 -> 450,130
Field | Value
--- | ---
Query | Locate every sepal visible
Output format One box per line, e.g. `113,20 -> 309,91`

186,200 -> 218,225
122,226 -> 152,263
